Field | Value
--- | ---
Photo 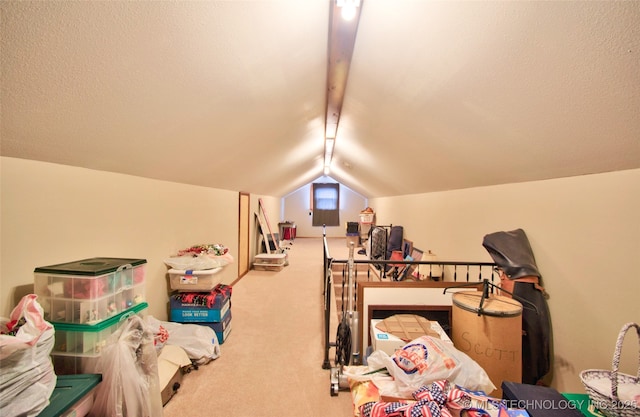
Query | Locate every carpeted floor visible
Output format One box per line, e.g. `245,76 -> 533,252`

162,237 -> 356,417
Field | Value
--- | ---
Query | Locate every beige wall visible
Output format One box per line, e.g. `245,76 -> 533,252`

282,176 -> 367,238
369,169 -> 640,393
0,157 -> 278,321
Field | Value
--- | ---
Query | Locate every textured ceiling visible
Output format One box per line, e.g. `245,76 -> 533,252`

2,1 -> 639,198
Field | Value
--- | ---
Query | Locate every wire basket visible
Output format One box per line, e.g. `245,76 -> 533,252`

580,322 -> 640,417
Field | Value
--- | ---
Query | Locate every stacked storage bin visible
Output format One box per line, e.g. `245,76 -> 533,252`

252,253 -> 287,271
168,269 -> 232,344
33,257 -> 148,375
359,209 -> 375,243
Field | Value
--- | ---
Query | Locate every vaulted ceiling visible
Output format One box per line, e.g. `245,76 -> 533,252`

2,1 -> 639,198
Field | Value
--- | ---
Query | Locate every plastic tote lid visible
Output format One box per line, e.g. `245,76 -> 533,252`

452,291 -> 523,317
34,257 -> 147,275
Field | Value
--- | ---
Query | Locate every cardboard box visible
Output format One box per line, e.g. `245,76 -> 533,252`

169,288 -> 231,323
201,309 -> 231,334
370,318 -> 452,356
197,321 -> 232,344
452,292 -> 523,397
158,345 -> 191,406
199,313 -> 232,344
217,323 -> 232,344
160,366 -> 183,406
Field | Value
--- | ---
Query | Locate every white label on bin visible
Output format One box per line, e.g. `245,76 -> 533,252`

180,275 -> 198,284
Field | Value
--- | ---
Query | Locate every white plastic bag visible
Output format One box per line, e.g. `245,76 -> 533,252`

0,294 -> 57,417
145,315 -> 170,354
146,316 -> 220,365
367,335 -> 496,398
0,294 -> 53,359
89,315 -> 163,417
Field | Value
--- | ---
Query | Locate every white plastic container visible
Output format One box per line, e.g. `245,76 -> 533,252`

359,212 -> 375,224
168,267 -> 223,291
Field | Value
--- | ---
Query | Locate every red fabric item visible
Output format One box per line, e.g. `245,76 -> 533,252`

173,284 -> 232,308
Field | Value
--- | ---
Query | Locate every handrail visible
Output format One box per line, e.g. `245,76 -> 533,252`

321,231 -> 497,370
323,225 -> 332,260
330,259 -> 495,266
322,226 -> 334,369
334,259 -> 496,282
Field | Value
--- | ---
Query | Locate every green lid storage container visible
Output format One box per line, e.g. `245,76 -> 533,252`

34,257 -> 147,324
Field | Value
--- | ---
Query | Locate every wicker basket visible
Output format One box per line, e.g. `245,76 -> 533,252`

580,322 -> 640,417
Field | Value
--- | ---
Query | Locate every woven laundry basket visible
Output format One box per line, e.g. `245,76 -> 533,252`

580,322 -> 640,417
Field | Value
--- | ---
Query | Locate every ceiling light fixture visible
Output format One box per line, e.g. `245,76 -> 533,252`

337,0 -> 360,21
323,0 -> 361,178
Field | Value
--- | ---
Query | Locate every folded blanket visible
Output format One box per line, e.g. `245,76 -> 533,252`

171,284 -> 232,308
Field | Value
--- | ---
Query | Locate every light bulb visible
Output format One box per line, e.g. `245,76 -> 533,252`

341,4 -> 357,20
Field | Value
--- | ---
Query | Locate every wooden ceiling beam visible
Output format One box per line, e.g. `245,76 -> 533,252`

325,0 -> 363,140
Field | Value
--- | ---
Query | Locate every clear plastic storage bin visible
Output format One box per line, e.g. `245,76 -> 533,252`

168,267 -> 222,292
50,302 -> 148,375
34,257 -> 146,324
359,212 -> 375,224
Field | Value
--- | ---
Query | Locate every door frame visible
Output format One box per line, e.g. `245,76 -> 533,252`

237,192 -> 250,280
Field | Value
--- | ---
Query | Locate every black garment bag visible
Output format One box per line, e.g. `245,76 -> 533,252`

482,228 -> 552,385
